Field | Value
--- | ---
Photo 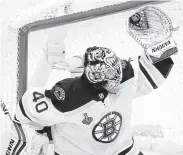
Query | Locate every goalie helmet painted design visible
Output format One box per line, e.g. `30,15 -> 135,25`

84,46 -> 123,94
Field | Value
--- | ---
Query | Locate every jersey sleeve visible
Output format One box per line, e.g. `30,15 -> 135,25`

134,54 -> 174,98
15,87 -> 65,128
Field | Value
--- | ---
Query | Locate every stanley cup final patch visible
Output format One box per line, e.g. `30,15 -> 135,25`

53,86 -> 65,101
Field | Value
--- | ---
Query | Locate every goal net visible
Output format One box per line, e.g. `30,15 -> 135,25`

1,0 -> 183,154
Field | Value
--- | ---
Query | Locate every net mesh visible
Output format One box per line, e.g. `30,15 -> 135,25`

1,24 -> 19,127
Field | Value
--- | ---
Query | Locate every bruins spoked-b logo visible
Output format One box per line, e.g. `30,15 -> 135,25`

92,111 -> 122,143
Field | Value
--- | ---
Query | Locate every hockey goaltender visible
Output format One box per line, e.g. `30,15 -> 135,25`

6,5 -> 178,155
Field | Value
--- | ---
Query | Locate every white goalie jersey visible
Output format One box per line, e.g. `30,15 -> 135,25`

16,53 -> 174,155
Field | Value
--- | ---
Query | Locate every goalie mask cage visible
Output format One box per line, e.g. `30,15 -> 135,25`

1,0 -> 183,154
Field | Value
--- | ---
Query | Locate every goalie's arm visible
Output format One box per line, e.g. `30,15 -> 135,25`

28,27 -> 68,88
135,53 -> 174,98
15,87 -> 66,130
125,5 -> 177,98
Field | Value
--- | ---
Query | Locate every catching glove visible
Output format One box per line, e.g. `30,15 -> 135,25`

126,5 -> 178,63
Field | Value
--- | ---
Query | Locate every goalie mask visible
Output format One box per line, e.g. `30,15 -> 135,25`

84,46 -> 123,94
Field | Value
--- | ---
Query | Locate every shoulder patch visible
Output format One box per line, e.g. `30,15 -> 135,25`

53,86 -> 65,101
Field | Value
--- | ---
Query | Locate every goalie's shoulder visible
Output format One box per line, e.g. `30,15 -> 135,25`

18,86 -> 65,126
22,87 -> 53,106
23,87 -> 46,97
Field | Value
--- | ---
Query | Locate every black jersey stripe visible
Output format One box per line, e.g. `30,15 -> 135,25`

139,57 -> 158,89
118,138 -> 134,155
154,57 -> 174,78
138,151 -> 144,155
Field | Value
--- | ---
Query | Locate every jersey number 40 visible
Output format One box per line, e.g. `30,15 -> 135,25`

33,92 -> 48,113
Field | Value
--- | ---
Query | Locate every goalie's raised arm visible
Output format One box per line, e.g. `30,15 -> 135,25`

125,5 -> 177,97
28,28 -> 67,88
134,55 -> 174,98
